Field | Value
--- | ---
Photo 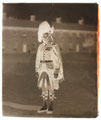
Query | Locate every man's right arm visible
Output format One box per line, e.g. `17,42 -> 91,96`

35,45 -> 41,75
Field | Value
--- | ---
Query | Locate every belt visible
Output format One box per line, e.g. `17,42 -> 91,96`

40,60 -> 53,63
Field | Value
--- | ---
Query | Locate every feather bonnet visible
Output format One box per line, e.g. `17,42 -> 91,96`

37,21 -> 54,43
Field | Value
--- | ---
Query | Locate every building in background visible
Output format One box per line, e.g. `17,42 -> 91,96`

2,17 -> 97,54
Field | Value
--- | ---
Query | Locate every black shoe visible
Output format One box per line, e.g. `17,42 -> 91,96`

37,102 -> 47,113
47,101 -> 53,114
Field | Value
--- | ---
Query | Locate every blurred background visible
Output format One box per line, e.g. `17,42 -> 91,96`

2,3 -> 98,117
3,3 -> 98,24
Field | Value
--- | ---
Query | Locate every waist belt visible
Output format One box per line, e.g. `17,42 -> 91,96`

40,60 -> 53,63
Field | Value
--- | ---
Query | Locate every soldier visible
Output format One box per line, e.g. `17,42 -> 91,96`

35,21 -> 64,114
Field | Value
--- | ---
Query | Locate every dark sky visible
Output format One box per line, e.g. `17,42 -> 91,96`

3,3 -> 98,25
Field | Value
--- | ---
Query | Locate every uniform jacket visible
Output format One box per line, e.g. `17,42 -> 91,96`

35,42 -> 64,90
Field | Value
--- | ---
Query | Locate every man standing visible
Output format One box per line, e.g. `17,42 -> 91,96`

35,21 -> 64,114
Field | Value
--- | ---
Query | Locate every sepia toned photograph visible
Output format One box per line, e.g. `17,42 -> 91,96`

2,3 -> 98,117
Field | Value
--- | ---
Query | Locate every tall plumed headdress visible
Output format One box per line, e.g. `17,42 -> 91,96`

37,21 -> 54,43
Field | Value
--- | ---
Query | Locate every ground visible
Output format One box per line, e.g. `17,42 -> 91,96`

2,53 -> 98,117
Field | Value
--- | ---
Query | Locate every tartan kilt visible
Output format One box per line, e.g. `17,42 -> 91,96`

37,63 -> 59,90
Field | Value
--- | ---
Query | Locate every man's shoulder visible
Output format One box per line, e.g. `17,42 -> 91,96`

52,42 -> 59,49
38,43 -> 44,50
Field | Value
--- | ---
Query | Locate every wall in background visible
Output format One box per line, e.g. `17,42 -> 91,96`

2,23 -> 97,54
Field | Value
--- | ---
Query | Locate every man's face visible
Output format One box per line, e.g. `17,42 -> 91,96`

42,33 -> 50,44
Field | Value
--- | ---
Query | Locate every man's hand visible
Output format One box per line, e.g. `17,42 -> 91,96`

54,73 -> 58,78
54,68 -> 59,78
36,72 -> 39,78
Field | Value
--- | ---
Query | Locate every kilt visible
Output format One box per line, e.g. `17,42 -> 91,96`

37,62 -> 59,91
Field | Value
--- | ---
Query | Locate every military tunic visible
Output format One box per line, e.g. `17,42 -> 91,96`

35,42 -> 64,92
